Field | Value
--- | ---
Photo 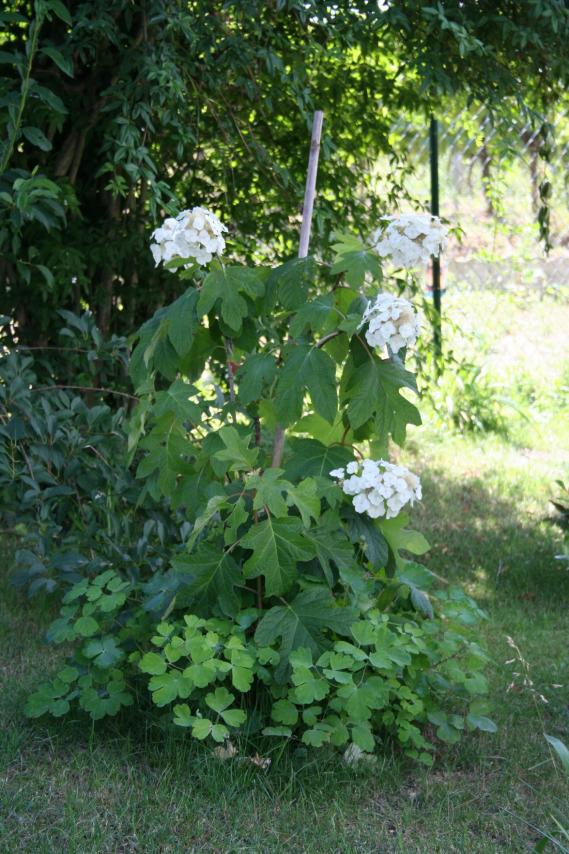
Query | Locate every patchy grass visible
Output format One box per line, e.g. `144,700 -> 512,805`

1,289 -> 569,853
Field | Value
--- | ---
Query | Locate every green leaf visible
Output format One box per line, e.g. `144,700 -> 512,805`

149,672 -> 193,706
211,723 -> 230,742
342,506 -> 389,569
290,294 -> 334,337
139,652 -> 167,675
350,722 -> 375,752
74,615 -> 99,637
83,636 -> 123,668
213,426 -> 259,472
46,0 -> 73,25
187,495 -> 230,550
275,344 -> 338,426
302,726 -> 331,747
246,469 -> 290,518
341,357 -> 420,445
436,722 -> 461,744
58,666 -> 79,684
25,682 -> 70,719
152,380 -> 202,423
338,678 -> 389,721
231,664 -> 254,692
241,516 -> 315,596
198,266 -> 265,333
41,46 -> 73,76
22,126 -> 52,152
379,514 -> 430,571
467,714 -> 498,734
205,686 -> 234,713
331,234 -> 381,288
305,525 -> 356,585
255,588 -> 356,678
262,726 -> 292,737
270,256 -> 316,309
350,621 -> 376,646
545,734 -> 569,776
236,353 -> 277,405
172,542 -> 242,617
173,703 -> 195,728
285,478 -> 320,527
271,698 -> 299,725
220,708 -> 246,727
410,587 -> 433,619
137,412 -> 196,497
396,562 -> 436,590
283,438 -> 353,481
167,288 -> 199,356
224,498 -> 249,545
192,718 -> 213,740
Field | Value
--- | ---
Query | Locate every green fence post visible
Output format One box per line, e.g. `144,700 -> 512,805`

429,115 -> 442,365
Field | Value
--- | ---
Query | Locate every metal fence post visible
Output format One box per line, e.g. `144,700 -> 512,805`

429,115 -> 442,364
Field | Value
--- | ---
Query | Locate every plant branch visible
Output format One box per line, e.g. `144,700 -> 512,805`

30,385 -> 138,401
315,329 -> 343,349
0,5 -> 44,174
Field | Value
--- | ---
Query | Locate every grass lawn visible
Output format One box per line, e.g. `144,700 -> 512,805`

1,289 -> 568,853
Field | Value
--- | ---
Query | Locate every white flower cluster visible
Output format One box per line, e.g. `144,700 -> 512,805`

329,459 -> 422,519
360,292 -> 420,353
371,213 -> 448,268
150,207 -> 227,269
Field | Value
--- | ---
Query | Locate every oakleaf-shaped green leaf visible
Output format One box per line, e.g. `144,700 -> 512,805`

269,256 -> 316,309
341,357 -> 420,445
172,543 -> 242,617
241,516 -> 315,596
255,588 -> 356,679
305,526 -> 357,586
379,514 -> 430,571
275,344 -> 338,426
213,426 -> 259,472
283,438 -> 353,481
285,478 -> 320,527
236,353 -> 277,405
152,379 -> 202,423
290,294 -> 334,337
331,233 -> 381,288
197,266 -> 265,333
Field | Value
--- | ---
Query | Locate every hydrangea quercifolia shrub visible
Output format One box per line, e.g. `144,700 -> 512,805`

26,213 -> 495,763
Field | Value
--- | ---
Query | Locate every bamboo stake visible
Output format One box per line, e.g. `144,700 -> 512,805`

271,110 -> 324,469
298,110 -> 324,260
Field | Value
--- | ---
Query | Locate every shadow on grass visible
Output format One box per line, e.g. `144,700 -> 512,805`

410,465 -> 569,609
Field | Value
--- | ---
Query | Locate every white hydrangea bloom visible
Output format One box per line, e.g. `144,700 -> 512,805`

371,213 -> 448,268
150,206 -> 227,269
330,458 -> 421,520
359,292 -> 420,353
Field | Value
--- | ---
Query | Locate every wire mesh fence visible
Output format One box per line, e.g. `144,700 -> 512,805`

390,106 -> 569,293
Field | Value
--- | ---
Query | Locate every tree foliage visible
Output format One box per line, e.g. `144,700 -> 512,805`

2,0 -> 569,342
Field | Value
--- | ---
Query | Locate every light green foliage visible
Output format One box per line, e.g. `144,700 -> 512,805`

23,230 -> 494,761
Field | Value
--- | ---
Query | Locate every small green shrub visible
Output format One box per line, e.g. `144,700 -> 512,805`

0,312 -> 182,595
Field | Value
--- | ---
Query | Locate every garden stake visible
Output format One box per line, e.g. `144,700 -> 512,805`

272,109 -> 324,468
